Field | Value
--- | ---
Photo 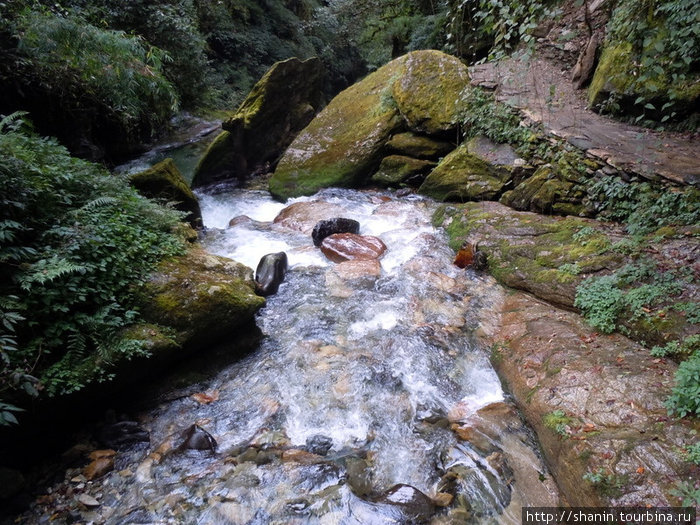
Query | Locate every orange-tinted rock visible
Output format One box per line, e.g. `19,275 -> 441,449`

84,457 -> 114,480
320,234 -> 387,263
281,449 -> 322,464
453,244 -> 475,268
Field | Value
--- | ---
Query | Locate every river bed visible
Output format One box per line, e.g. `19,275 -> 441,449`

16,185 -> 558,524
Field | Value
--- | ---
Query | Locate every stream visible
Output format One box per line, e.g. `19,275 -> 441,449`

16,181 -> 558,524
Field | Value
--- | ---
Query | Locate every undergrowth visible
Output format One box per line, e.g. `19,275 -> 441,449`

0,114 -> 186,422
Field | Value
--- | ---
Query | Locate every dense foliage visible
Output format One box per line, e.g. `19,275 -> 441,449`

444,0 -> 558,62
0,114 -> 186,421
595,0 -> 700,125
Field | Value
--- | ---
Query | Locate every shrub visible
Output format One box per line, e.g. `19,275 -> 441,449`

15,8 -> 178,139
0,114 -> 185,416
666,352 -> 700,418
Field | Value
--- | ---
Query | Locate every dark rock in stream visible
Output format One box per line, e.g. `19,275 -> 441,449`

180,424 -> 217,452
305,434 -> 333,456
254,252 -> 288,296
312,217 -> 360,246
99,420 -> 150,450
372,484 -> 436,523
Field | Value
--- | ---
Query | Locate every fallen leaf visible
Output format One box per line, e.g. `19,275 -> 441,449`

191,390 -> 219,404
582,423 -> 596,432
636,467 -> 645,474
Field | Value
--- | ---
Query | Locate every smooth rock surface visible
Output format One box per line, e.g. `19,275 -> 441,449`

320,233 -> 387,263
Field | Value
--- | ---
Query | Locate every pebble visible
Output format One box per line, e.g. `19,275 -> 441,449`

77,494 -> 100,508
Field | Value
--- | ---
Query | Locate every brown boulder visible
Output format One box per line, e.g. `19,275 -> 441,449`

272,201 -> 348,235
320,234 -> 387,263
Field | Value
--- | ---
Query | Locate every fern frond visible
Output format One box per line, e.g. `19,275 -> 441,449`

81,196 -> 118,210
19,257 -> 87,290
0,111 -> 29,133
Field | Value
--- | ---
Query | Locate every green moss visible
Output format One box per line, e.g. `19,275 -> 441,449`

269,55 -> 407,200
130,158 -> 202,228
371,155 -> 435,187
270,50 -> 471,200
386,132 -> 454,159
391,50 -> 470,135
192,131 -> 238,187
419,143 -> 510,201
137,247 -> 265,348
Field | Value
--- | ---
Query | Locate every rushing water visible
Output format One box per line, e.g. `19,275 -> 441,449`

18,186 -> 557,524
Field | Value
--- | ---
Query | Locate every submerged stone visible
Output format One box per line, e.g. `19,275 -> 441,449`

273,201 -> 349,235
180,424 -> 217,452
372,484 -> 435,522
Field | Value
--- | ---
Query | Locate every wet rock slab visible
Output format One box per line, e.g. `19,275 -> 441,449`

320,233 -> 387,263
479,288 -> 700,507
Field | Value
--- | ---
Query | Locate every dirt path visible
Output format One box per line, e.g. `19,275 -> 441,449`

470,56 -> 700,186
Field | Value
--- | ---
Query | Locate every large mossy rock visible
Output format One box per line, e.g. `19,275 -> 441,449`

192,57 -> 324,188
482,290 -> 700,507
386,132 -> 454,159
269,50 -> 469,201
392,50 -> 470,135
129,159 -> 202,228
135,245 -> 265,349
434,201 -> 696,346
370,155 -> 436,187
500,165 -> 587,216
418,137 -> 524,202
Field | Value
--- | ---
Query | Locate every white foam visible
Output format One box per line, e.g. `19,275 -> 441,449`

348,309 -> 400,339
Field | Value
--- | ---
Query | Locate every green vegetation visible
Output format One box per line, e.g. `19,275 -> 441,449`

590,0 -> 700,127
0,114 -> 186,421
444,0 -> 559,62
17,8 -> 178,134
682,442 -> 700,465
543,409 -> 574,437
459,87 -> 535,145
666,353 -> 700,418
587,175 -> 700,236
574,258 -> 688,334
670,480 -> 700,507
582,468 -> 627,497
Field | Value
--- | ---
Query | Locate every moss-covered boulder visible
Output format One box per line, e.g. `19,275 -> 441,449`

269,57 -> 407,200
192,57 -> 324,188
386,132 -> 454,159
136,245 -> 265,349
129,158 -> 202,229
392,50 -> 469,135
418,137 -> 524,202
269,50 -> 470,201
434,201 -> 697,346
434,201 -> 623,307
500,165 -> 586,216
370,155 -> 436,187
